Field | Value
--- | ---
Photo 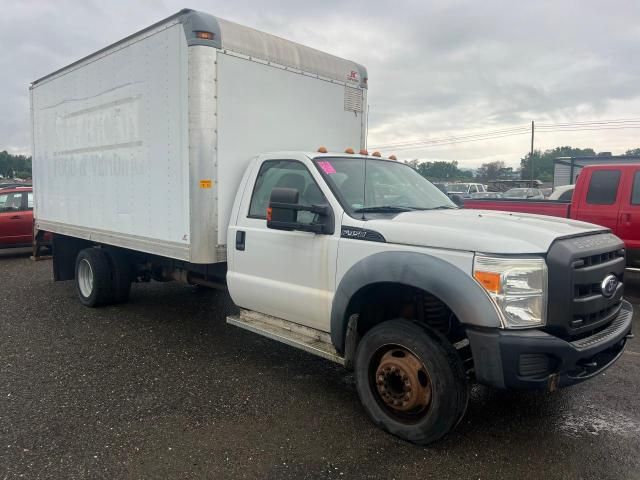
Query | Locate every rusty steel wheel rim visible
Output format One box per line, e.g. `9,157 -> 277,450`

373,347 -> 432,421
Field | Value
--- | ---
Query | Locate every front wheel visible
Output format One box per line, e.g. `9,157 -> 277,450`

354,319 -> 468,445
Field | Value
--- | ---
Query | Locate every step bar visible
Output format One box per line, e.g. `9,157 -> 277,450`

226,309 -> 345,365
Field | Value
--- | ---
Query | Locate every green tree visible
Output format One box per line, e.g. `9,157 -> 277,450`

405,159 -> 471,181
624,148 -> 640,156
475,161 -> 506,181
0,151 -> 32,178
520,146 -> 596,183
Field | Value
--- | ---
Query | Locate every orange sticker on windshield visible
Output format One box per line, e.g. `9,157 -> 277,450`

318,161 -> 336,174
200,179 -> 213,189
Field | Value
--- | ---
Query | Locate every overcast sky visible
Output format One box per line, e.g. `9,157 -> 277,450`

2,0 -> 640,168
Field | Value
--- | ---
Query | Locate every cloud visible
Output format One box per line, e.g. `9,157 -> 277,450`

2,0 -> 640,167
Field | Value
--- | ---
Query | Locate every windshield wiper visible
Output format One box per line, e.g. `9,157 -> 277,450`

423,205 -> 458,210
353,205 -> 414,213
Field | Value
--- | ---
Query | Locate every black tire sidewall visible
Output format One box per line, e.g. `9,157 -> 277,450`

354,319 -> 468,445
105,249 -> 132,303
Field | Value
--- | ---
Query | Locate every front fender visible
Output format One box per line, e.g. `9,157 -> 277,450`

330,251 -> 502,353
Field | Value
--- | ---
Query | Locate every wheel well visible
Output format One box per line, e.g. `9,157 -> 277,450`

345,283 -> 472,371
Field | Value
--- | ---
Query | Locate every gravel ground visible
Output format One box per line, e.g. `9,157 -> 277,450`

1,249 -> 639,479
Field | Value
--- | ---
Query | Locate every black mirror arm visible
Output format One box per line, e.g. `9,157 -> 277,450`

269,202 -> 329,216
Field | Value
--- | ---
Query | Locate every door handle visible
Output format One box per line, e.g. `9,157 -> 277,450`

236,230 -> 246,251
9,215 -> 21,220
620,213 -> 631,224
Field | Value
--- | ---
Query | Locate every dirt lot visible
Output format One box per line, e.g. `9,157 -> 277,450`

1,249 -> 639,479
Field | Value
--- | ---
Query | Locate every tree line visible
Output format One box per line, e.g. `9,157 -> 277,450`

406,146 -> 640,182
0,151 -> 32,179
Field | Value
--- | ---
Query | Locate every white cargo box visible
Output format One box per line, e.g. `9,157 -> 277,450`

31,9 -> 367,263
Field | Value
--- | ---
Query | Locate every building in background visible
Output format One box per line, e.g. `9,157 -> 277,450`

554,155 -> 640,187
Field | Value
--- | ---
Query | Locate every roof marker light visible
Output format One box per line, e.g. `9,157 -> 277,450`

372,151 -> 381,157
317,146 -> 328,153
359,149 -> 368,155
195,31 -> 214,40
388,155 -> 397,161
345,147 -> 354,154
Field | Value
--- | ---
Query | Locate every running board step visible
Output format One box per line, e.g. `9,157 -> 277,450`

227,310 -> 345,365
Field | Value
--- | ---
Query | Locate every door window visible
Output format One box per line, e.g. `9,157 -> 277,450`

249,160 -> 328,224
27,192 -> 34,210
586,170 -> 621,205
0,192 -> 26,212
559,189 -> 574,202
632,171 -> 640,205
469,185 -> 478,193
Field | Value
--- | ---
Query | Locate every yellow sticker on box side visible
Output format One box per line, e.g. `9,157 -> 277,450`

200,179 -> 213,189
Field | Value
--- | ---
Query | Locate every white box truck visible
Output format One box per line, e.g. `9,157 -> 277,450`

31,9 -> 633,444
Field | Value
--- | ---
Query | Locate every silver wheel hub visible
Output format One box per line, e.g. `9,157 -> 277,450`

77,258 -> 94,298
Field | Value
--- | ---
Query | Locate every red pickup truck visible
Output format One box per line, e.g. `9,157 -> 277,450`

0,186 -> 38,249
464,164 -> 640,267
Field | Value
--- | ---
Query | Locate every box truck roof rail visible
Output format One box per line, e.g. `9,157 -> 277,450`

31,9 -> 367,89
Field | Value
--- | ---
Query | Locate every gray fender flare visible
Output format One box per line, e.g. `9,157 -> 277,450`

330,251 -> 502,353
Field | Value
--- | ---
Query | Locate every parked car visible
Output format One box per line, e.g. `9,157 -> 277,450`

503,187 -> 545,199
0,186 -> 35,248
547,184 -> 575,201
470,191 -> 503,199
446,182 -> 486,198
464,164 -> 640,267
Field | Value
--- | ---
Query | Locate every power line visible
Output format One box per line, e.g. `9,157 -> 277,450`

369,125 -> 530,149
370,116 -> 640,152
387,130 -> 531,151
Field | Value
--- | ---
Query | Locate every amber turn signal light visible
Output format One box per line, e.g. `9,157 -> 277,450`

474,271 -> 501,293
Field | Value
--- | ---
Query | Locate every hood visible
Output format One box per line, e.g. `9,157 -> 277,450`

364,209 -> 607,254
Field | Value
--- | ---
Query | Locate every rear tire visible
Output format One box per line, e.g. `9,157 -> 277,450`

354,319 -> 468,445
75,248 -> 114,307
105,249 -> 132,303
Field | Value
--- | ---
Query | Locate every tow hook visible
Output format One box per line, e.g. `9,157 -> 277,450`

626,333 -> 634,339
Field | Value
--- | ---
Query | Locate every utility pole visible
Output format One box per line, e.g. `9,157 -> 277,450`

530,120 -> 535,187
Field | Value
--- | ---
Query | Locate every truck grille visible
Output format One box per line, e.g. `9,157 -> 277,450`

546,233 -> 626,339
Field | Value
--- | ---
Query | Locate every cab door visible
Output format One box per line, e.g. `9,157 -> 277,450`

0,191 -> 32,246
227,158 -> 341,332
616,168 -> 640,264
573,168 -> 622,231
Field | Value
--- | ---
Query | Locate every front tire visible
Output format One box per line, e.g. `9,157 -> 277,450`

354,319 -> 468,445
75,248 -> 114,307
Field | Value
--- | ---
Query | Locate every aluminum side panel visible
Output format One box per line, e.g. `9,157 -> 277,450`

31,23 -> 191,258
215,53 -> 365,245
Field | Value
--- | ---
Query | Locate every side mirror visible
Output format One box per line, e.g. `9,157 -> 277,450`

266,187 -> 334,234
450,194 -> 464,207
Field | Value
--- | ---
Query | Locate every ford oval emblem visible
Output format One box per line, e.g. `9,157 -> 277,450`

601,274 -> 618,298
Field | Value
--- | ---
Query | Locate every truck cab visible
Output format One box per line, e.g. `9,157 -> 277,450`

226,151 -> 633,444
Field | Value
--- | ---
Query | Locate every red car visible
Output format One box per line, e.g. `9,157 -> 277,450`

0,186 -> 38,248
464,164 -> 640,267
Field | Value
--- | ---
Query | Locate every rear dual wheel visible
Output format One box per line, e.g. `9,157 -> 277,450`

75,248 -> 131,307
355,319 -> 468,445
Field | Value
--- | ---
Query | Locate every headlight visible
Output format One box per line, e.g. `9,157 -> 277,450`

473,255 -> 548,328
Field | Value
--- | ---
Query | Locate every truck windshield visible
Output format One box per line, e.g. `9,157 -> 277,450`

313,157 -> 455,215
